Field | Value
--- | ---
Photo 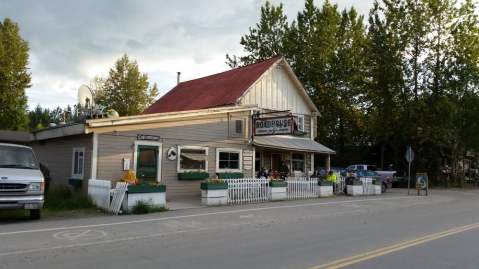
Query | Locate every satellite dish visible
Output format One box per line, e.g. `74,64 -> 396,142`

78,85 -> 93,108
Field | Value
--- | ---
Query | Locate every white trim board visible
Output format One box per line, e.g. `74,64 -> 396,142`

216,148 -> 243,173
133,140 -> 163,183
177,145 -> 209,173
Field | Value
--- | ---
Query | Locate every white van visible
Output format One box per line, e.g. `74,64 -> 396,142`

0,143 -> 44,219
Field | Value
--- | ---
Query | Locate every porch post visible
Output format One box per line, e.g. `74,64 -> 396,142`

325,154 -> 331,171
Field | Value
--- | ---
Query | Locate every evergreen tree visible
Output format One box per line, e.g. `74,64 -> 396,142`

0,18 -> 31,130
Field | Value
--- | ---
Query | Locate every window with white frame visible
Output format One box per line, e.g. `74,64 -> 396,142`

178,146 -> 208,172
216,148 -> 242,172
71,147 -> 85,179
292,153 -> 305,172
295,115 -> 305,132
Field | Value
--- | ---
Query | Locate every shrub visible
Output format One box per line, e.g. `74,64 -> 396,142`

131,201 -> 167,214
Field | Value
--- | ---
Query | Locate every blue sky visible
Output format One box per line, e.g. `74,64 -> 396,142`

0,0 -> 374,109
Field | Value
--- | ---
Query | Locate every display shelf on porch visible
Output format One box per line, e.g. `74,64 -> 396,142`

317,180 -> 334,197
123,184 -> 166,212
347,180 -> 363,196
201,180 -> 228,206
269,180 -> 287,201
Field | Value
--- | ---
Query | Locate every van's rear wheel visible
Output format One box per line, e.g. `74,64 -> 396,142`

29,209 -> 41,220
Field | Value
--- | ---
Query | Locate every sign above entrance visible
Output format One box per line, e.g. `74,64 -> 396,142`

137,134 -> 160,141
253,116 -> 293,136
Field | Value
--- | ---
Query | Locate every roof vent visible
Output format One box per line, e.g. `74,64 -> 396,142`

177,72 -> 181,85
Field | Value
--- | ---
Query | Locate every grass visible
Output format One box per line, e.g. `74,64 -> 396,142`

44,185 -> 95,211
131,200 -> 168,214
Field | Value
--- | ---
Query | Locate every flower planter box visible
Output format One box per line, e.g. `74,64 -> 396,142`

123,184 -> 166,212
347,181 -> 363,196
372,181 -> 382,195
317,180 -> 333,197
178,172 -> 210,180
372,185 -> 382,195
201,182 -> 228,206
217,172 -> 244,179
269,181 -> 287,201
318,186 -> 334,197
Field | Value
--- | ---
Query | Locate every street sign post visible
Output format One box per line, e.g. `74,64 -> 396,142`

405,146 -> 415,195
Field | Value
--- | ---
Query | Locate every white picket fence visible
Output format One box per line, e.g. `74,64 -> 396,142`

286,177 -> 320,200
88,179 -> 128,214
109,182 -> 128,215
224,178 -> 269,204
88,179 -> 111,211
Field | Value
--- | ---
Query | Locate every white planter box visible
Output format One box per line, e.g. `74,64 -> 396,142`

270,186 -> 287,201
201,189 -> 228,206
318,185 -> 334,197
372,185 -> 382,195
124,192 -> 166,211
347,185 -> 363,196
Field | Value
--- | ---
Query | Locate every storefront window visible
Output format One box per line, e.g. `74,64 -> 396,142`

292,153 -> 305,172
179,147 -> 208,171
216,148 -> 242,172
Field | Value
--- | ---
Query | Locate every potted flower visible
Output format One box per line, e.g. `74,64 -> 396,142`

269,179 -> 287,201
346,180 -> 363,196
317,180 -> 334,197
200,179 -> 228,206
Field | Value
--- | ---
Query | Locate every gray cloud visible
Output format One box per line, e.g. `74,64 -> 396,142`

0,0 -> 373,109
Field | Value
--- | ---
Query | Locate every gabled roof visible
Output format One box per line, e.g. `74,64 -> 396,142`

144,56 -> 281,114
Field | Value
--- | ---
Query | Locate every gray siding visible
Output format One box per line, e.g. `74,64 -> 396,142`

96,114 -> 254,198
32,134 -> 92,192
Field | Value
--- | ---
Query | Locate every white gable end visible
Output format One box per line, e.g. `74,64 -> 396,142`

238,62 -> 316,115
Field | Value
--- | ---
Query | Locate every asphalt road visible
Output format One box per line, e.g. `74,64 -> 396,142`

1,189 -> 479,269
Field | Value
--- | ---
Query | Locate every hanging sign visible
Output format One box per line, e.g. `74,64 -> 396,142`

137,134 -> 160,141
253,116 -> 293,136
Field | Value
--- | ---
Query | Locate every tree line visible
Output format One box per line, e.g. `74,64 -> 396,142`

0,17 -> 158,131
227,0 -> 479,184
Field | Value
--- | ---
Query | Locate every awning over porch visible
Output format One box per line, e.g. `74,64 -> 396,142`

253,136 -> 335,154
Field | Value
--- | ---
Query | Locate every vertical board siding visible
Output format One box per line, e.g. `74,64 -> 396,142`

32,134 -> 93,192
239,64 -> 316,138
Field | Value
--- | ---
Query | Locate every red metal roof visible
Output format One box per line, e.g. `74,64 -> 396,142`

143,56 -> 281,114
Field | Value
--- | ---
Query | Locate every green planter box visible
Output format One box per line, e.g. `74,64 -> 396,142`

178,172 -> 210,180
217,172 -> 244,179
200,182 -> 228,190
128,184 -> 166,193
269,181 -> 287,187
318,180 -> 333,186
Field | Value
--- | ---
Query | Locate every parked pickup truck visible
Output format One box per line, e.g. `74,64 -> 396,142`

346,164 -> 396,192
0,143 -> 44,219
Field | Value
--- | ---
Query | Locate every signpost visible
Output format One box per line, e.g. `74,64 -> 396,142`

405,146 -> 415,195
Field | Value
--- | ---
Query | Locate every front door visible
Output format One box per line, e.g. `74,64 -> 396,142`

271,153 -> 282,171
136,145 -> 159,183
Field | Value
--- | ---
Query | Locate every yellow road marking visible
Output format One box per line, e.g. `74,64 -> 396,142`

310,222 -> 479,269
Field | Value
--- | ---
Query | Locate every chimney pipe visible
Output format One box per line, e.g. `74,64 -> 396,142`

177,72 -> 181,85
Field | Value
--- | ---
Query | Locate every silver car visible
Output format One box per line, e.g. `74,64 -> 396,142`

0,143 -> 44,219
